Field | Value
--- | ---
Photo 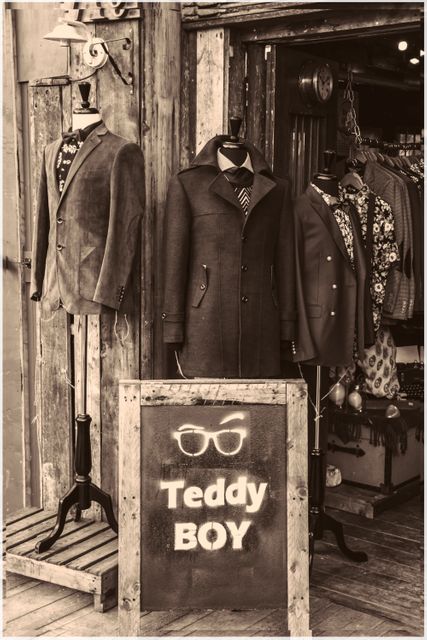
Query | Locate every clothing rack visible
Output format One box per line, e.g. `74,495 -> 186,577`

357,137 -> 422,152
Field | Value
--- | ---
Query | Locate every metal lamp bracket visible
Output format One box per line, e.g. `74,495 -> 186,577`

83,38 -> 109,69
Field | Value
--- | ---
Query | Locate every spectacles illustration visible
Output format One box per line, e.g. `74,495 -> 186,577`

173,413 -> 248,457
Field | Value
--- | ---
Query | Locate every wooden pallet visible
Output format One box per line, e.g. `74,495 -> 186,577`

325,479 -> 421,519
5,507 -> 118,612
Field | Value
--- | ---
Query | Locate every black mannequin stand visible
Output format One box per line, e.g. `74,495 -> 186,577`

220,116 -> 248,165
35,316 -> 118,553
308,367 -> 368,571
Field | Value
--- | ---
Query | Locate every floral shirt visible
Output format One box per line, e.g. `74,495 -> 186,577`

340,183 -> 399,333
311,183 -> 355,269
56,137 -> 84,193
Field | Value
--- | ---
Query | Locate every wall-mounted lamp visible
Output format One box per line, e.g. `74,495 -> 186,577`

43,19 -> 132,83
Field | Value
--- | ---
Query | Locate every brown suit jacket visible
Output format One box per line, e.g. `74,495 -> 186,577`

162,135 -> 296,378
290,185 -> 369,367
31,123 -> 144,314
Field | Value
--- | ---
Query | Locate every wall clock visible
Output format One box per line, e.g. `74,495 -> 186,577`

298,61 -> 334,104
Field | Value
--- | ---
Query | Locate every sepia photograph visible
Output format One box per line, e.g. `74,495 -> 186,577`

2,1 -> 424,637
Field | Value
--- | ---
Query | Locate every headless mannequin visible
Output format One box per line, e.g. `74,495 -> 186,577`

72,82 -> 102,131
311,150 -> 339,198
219,116 -> 250,167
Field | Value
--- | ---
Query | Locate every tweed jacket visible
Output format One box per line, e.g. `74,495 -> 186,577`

162,135 -> 296,378
364,161 -> 414,320
30,123 -> 145,314
290,185 -> 370,367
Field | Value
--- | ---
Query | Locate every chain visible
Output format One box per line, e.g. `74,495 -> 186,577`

344,67 -> 362,146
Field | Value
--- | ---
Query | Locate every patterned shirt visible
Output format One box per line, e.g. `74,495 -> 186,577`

340,183 -> 399,333
311,182 -> 355,269
56,138 -> 84,193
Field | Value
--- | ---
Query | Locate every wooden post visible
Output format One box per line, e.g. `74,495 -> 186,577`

118,381 -> 141,637
246,44 -> 267,152
196,27 -> 230,150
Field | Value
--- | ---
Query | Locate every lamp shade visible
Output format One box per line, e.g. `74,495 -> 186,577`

44,20 -> 89,46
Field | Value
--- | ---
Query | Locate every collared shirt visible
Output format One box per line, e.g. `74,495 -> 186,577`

217,148 -> 254,215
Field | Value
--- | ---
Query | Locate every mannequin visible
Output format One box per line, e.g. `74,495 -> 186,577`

311,149 -> 339,197
218,116 -> 250,167
32,81 -> 145,547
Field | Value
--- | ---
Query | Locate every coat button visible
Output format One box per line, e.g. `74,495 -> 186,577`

241,235 -> 247,242
162,313 -> 167,319
57,244 -> 63,251
200,284 -> 206,290
241,296 -> 248,303
241,265 -> 248,271
326,255 -> 332,262
57,217 -> 63,224
332,283 -> 337,289
330,311 -> 336,317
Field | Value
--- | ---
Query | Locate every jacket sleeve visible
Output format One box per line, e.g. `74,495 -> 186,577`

275,179 -> 297,341
30,148 -> 50,301
161,174 -> 191,343
93,142 -> 145,309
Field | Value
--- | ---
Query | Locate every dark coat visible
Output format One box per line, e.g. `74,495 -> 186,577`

162,135 -> 296,378
290,185 -> 370,367
31,123 -> 145,314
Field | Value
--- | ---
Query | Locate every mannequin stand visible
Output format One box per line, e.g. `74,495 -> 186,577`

309,366 -> 368,570
35,316 -> 118,554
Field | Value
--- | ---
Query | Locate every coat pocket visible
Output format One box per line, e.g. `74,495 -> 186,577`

79,246 -> 101,300
271,265 -> 279,308
191,264 -> 208,307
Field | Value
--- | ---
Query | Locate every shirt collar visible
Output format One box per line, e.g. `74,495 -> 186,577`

217,148 -> 254,173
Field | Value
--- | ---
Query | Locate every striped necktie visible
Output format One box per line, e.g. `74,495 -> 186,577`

222,166 -> 254,215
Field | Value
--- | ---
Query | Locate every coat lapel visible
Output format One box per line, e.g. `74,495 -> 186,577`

246,173 -> 276,216
57,126 -> 105,209
208,172 -> 242,210
307,185 -> 353,267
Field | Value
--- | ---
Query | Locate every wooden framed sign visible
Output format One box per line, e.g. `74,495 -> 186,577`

118,379 -> 309,637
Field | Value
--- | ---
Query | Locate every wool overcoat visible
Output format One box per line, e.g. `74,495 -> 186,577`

162,136 -> 296,378
30,123 -> 145,314
290,185 -> 371,367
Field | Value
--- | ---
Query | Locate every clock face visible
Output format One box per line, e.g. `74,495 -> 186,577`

314,64 -> 334,103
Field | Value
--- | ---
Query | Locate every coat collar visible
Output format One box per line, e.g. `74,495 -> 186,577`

56,122 -> 108,209
192,135 -> 276,215
306,184 -> 354,268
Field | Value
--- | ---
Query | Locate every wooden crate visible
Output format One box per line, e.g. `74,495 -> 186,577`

118,379 -> 310,637
5,507 -> 118,612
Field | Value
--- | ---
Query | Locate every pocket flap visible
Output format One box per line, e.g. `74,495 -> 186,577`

191,264 -> 208,308
307,304 -> 322,318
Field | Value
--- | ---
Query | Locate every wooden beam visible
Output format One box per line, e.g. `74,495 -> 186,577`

246,44 -> 267,153
228,31 -> 247,136
240,10 -> 422,44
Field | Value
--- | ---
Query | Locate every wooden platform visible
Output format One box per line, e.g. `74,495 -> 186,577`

4,498 -> 423,637
5,507 -> 118,612
325,479 -> 421,518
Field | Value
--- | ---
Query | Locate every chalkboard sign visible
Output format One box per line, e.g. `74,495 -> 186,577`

118,380 -> 309,636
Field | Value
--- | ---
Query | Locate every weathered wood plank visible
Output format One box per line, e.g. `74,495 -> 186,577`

196,27 -> 229,150
5,580 -> 75,622
66,537 -> 117,571
6,508 -> 52,533
286,381 -> 310,637
228,31 -> 246,133
5,505 -> 43,526
329,508 -> 422,543
246,44 -> 266,152
9,519 -> 92,557
180,29 -> 197,168
33,603 -> 94,637
265,44 -> 277,170
30,84 -> 73,512
142,3 -> 182,379
118,381 -> 141,636
86,315 -> 102,521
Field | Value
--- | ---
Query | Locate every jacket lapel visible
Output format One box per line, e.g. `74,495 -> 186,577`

57,126 -> 105,209
307,185 -> 353,267
246,173 -> 276,216
208,172 -> 242,210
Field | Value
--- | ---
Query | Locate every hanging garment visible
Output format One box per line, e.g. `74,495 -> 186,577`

31,122 -> 145,314
340,183 -> 399,334
289,184 -> 370,367
364,160 -> 414,321
162,135 -> 296,378
359,326 -> 400,399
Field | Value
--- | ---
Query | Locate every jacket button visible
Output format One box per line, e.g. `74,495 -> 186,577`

332,283 -> 337,289
241,235 -> 247,242
200,284 -> 206,290
330,311 -> 336,317
241,265 -> 248,271
57,244 -> 63,251
241,295 -> 248,303
57,217 -> 63,224
162,313 -> 167,319
326,255 -> 332,262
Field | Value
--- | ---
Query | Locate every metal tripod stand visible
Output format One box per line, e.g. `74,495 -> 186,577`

35,315 -> 118,553
309,366 -> 368,570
